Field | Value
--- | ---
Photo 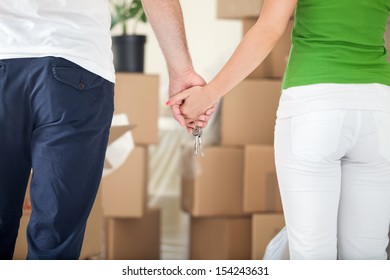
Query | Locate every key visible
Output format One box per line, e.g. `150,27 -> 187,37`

197,127 -> 204,157
193,126 -> 200,157
192,126 -> 204,158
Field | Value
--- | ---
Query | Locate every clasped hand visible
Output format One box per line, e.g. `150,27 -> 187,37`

167,85 -> 217,133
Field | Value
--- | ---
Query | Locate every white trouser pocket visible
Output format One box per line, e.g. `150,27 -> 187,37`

373,111 -> 390,162
291,111 -> 346,162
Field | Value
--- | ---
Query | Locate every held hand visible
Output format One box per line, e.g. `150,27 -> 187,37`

166,85 -> 217,124
168,70 -> 213,128
184,104 -> 218,134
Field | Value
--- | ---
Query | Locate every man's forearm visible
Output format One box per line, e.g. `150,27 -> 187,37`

142,0 -> 194,77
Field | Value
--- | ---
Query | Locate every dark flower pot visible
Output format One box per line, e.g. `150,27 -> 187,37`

111,35 -> 146,72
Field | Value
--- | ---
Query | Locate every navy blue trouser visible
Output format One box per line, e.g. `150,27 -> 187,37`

0,57 -> 114,259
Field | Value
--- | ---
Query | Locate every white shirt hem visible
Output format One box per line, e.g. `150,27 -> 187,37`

277,83 -> 390,119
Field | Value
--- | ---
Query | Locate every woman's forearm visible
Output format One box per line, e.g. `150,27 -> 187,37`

207,0 -> 297,100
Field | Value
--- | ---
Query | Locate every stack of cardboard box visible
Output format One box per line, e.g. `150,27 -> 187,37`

180,0 -> 291,260
100,73 -> 161,260
13,175 -> 109,260
182,147 -> 252,260
14,73 -> 161,260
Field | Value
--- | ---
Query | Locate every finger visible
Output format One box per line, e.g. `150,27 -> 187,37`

185,120 -> 197,128
185,119 -> 208,129
197,114 -> 210,122
166,91 -> 189,106
187,119 -> 205,127
173,115 -> 186,127
171,105 -> 185,126
197,115 -> 207,122
205,104 -> 218,116
196,121 -> 207,128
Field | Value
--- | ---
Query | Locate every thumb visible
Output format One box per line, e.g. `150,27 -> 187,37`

166,91 -> 189,106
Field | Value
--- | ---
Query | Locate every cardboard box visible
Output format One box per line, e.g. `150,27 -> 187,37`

13,175 -> 31,259
217,0 -> 294,19
105,209 -> 160,260
79,190 -> 104,260
103,124 -> 135,173
181,146 -> 248,217
385,19 -> 390,63
190,217 -> 251,260
221,79 -> 281,146
151,195 -> 189,260
13,185 -> 104,260
101,144 -> 147,218
251,214 -> 285,260
243,19 -> 293,79
114,73 -> 159,145
244,145 -> 283,213
217,0 -> 264,19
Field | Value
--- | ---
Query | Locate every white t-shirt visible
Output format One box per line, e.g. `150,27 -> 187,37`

0,0 -> 115,82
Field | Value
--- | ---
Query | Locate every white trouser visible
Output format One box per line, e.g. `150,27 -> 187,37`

274,110 -> 390,260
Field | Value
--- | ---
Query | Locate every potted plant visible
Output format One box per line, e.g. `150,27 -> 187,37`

110,0 -> 148,72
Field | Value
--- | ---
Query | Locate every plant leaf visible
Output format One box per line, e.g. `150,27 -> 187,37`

109,0 -> 147,33
140,12 -> 147,23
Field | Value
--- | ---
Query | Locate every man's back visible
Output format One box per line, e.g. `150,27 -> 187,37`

0,0 -> 114,82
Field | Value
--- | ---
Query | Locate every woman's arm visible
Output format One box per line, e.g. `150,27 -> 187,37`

167,0 -> 297,121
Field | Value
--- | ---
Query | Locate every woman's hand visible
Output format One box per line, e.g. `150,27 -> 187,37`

166,85 -> 218,125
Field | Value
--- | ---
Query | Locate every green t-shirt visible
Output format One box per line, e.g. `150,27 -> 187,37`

282,0 -> 390,89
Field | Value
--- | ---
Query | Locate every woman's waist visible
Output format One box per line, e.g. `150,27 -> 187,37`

277,83 -> 390,119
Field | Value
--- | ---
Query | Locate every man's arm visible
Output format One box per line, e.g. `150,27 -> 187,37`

141,0 -> 192,79
141,0 -> 215,129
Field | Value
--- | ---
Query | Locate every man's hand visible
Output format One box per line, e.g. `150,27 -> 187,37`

141,0 -> 217,131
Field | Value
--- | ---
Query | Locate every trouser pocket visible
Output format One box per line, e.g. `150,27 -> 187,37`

291,111 -> 345,162
373,111 -> 390,162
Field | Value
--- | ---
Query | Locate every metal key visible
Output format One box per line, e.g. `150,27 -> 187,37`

192,126 -> 200,157
192,126 -> 204,157
197,127 -> 204,157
